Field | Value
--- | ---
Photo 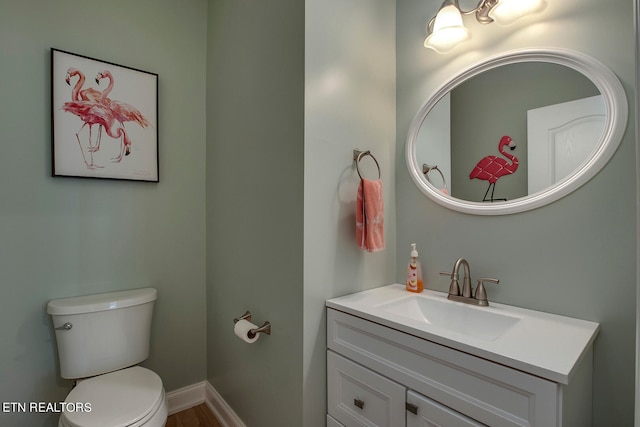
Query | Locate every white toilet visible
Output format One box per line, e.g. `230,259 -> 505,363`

48,288 -> 168,427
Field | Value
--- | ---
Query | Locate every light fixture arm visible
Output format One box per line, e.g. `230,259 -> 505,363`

425,0 -> 547,53
474,0 -> 500,24
458,0 -> 502,23
428,0 -> 501,34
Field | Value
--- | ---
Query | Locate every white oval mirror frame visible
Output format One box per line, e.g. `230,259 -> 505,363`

405,48 -> 628,215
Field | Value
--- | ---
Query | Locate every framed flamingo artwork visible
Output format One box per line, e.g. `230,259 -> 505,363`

51,48 -> 159,182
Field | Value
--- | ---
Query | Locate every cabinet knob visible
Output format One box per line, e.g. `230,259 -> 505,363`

406,402 -> 418,415
353,398 -> 365,409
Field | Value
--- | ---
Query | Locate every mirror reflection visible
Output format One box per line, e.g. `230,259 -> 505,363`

417,62 -> 603,202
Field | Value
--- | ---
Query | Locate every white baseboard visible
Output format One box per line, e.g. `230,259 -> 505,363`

204,381 -> 247,427
166,381 -> 206,414
166,381 -> 246,427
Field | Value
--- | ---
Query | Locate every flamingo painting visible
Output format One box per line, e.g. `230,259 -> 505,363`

65,67 -> 101,102
65,67 -> 105,164
61,68 -> 150,166
53,48 -> 158,181
93,70 -> 150,158
61,100 -> 133,164
469,135 -> 519,202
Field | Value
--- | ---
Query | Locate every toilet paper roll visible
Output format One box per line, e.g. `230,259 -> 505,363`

234,319 -> 260,343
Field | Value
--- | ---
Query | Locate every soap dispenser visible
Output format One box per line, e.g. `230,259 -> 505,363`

406,243 -> 424,293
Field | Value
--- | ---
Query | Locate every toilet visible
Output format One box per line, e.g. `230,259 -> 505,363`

47,288 -> 168,427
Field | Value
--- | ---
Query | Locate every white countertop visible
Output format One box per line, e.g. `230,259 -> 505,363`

326,284 -> 599,384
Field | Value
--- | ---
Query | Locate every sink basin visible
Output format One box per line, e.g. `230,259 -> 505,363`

375,294 -> 520,341
326,284 -> 600,384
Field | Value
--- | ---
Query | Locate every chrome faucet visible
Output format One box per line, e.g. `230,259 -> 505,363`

440,258 -> 499,307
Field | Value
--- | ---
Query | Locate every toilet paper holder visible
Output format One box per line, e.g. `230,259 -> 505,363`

233,311 -> 272,338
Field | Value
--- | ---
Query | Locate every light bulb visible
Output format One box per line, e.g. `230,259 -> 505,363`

424,4 -> 471,53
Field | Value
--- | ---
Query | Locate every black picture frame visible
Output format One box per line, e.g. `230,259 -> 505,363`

51,48 -> 159,182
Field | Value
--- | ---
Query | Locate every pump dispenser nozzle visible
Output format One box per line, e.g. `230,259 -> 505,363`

410,243 -> 418,258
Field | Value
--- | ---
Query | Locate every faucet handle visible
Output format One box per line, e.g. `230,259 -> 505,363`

440,271 -> 460,296
474,278 -> 499,306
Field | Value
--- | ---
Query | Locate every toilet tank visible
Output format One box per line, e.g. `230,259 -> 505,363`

47,288 -> 157,379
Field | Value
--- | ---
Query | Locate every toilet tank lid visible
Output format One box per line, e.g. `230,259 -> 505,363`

47,288 -> 157,315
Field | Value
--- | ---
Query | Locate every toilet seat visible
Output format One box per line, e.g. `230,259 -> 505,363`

59,366 -> 167,427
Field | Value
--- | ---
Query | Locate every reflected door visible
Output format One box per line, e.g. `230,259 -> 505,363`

527,95 -> 605,194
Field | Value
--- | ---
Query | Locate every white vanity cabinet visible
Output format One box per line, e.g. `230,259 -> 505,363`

326,307 -> 595,427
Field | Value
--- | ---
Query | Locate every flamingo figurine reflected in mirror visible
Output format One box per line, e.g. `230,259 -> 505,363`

469,135 -> 519,202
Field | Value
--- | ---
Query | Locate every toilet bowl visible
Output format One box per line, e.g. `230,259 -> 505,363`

48,288 -> 168,427
58,367 -> 168,427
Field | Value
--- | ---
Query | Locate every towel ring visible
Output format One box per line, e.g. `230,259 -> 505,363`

353,150 -> 381,180
423,164 -> 447,193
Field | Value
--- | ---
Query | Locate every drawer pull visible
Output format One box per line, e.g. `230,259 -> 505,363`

354,398 -> 365,409
406,402 -> 418,415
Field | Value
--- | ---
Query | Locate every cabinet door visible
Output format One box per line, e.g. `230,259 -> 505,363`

328,351 -> 406,427
406,390 -> 486,427
327,414 -> 346,427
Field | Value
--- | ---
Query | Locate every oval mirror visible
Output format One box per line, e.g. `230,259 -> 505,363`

406,48 -> 628,215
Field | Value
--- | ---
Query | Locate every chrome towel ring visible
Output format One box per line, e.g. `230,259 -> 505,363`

353,149 -> 381,180
423,164 -> 448,193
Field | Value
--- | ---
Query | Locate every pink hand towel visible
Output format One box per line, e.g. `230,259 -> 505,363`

356,178 -> 385,252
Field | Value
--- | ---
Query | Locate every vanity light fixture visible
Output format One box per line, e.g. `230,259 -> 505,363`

424,0 -> 547,53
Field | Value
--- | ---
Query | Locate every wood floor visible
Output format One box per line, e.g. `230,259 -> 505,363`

166,403 -> 223,427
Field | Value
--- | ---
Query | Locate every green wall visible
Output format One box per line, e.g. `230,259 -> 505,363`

205,1 -> 396,426
0,1 -> 208,426
206,1 -> 305,425
304,0 -> 397,425
397,0 -> 636,425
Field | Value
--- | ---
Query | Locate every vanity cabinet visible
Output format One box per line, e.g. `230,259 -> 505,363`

326,308 -> 594,427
